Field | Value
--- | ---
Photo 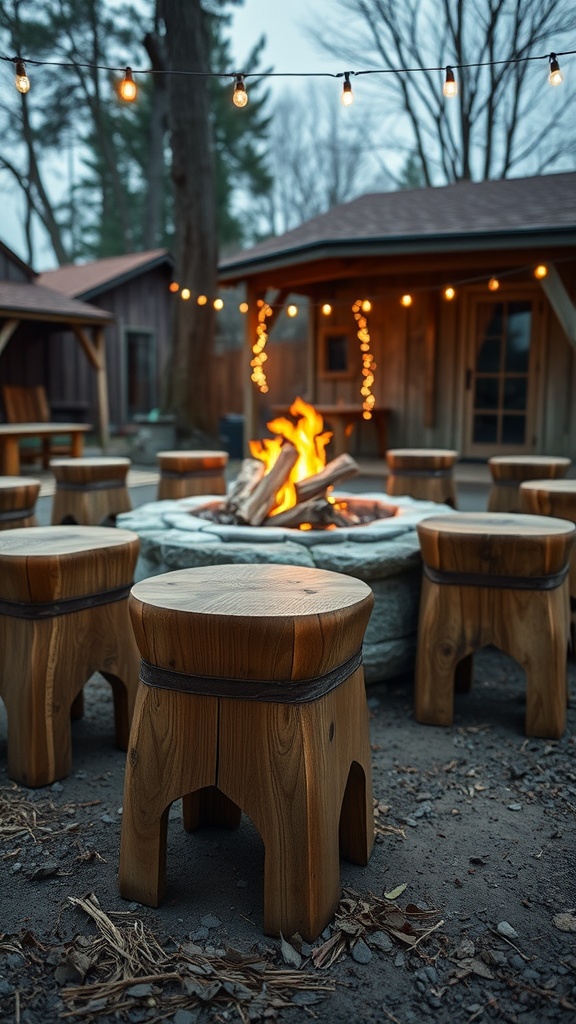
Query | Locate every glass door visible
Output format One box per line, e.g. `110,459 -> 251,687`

463,294 -> 539,457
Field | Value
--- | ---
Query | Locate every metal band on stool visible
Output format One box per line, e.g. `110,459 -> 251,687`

0,584 -> 132,620
57,479 -> 126,492
391,467 -> 452,478
0,506 -> 35,522
161,468 -> 224,480
423,563 -> 569,591
139,647 -> 364,703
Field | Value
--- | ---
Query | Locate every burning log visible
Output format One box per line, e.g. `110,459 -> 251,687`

295,453 -> 359,504
225,458 -> 266,515
232,442 -> 299,525
265,497 -> 359,529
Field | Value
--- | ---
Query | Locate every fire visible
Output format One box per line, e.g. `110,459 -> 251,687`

249,397 -> 332,514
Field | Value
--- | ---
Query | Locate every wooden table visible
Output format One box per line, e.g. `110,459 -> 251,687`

271,405 -> 389,458
0,423 -> 90,476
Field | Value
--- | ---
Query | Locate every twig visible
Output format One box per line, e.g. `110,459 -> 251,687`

410,918 -> 445,950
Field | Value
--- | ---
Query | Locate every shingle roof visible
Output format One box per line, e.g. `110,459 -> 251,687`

219,172 -> 576,279
37,248 -> 173,299
0,281 -> 112,322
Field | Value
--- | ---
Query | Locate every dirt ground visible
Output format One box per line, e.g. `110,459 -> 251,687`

1,646 -> 575,1024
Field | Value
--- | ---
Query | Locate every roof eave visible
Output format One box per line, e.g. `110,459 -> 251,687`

76,253 -> 175,300
218,227 -> 576,283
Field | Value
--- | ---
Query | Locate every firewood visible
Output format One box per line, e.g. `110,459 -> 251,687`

224,458 -> 266,513
234,443 -> 299,525
264,497 -> 358,529
295,454 -> 359,504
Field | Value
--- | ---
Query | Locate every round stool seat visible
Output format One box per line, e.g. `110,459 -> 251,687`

51,456 -> 132,525
120,563 -> 375,940
415,512 -> 575,739
386,448 -> 458,506
0,475 -> 41,529
488,456 -> 571,512
156,449 -> 228,500
0,526 -> 141,786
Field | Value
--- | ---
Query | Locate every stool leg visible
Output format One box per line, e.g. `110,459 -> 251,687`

493,587 -> 568,739
217,671 -> 373,941
119,686 -> 218,907
415,579 -> 475,726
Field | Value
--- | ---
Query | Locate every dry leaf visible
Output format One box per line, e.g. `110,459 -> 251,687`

384,883 -> 408,901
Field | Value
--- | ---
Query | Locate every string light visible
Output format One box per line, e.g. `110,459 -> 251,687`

488,277 -> 500,291
534,264 -> 548,279
400,294 -> 413,307
197,294 -> 208,305
213,297 -> 224,309
443,66 -> 458,98
232,74 -> 248,107
15,60 -> 30,94
443,286 -> 456,300
352,299 -> 376,419
287,303 -> 298,317
548,53 -> 564,86
169,281 -> 179,293
251,301 -> 273,393
239,301 -> 249,313
341,72 -> 354,106
181,288 -> 191,300
119,67 -> 137,102
321,303 -> 332,316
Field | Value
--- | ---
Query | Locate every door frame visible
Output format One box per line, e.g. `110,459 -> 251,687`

461,284 -> 545,459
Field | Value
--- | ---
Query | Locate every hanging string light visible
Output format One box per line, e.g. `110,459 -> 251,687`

442,66 -> 458,97
341,72 -> 354,106
400,294 -> 413,307
352,299 -> 376,420
534,265 -> 548,279
443,286 -> 456,300
488,277 -> 500,291
232,74 -> 248,107
14,59 -> 30,94
119,67 -> 137,102
286,303 -> 298,317
250,300 -> 273,394
548,53 -> 564,86
321,303 -> 332,316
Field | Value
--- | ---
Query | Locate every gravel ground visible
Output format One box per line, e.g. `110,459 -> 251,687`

1,646 -> 575,1024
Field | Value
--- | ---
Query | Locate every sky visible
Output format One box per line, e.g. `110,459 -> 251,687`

1,0 -> 337,271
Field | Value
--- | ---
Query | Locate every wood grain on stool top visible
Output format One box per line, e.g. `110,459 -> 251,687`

50,456 -> 131,480
156,450 -> 228,470
488,455 -> 571,481
129,563 -> 374,682
386,448 -> 458,468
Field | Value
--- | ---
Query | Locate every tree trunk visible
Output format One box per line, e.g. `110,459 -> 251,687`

160,0 -> 218,439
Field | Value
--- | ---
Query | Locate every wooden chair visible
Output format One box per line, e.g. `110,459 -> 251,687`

0,525 -> 141,787
414,513 -> 575,738
119,563 -> 375,941
1,384 -> 74,467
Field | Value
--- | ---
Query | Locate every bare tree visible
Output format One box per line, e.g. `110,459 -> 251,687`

312,0 -> 576,184
259,82 -> 391,235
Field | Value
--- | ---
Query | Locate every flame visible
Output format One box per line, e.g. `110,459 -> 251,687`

249,397 -> 332,514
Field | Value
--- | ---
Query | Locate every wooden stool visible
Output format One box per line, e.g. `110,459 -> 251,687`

119,563 -> 374,941
51,457 -> 132,525
0,476 -> 41,529
386,449 -> 458,506
0,526 -> 141,786
414,513 -> 575,738
520,479 -> 576,655
156,449 -> 228,500
488,456 -> 571,512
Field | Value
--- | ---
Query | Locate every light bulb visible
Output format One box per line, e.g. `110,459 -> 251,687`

322,303 -> 332,316
197,294 -> 208,305
361,299 -> 371,312
239,302 -> 249,313
444,286 -> 456,300
169,281 -> 179,293
443,66 -> 458,98
213,298 -> 224,310
401,294 -> 413,307
287,304 -> 298,317
341,73 -> 354,106
549,54 -> 564,87
15,60 -> 30,94
119,67 -> 137,102
534,264 -> 548,280
488,277 -> 499,292
181,288 -> 191,300
233,75 -> 248,107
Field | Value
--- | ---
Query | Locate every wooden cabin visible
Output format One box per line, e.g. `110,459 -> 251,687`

38,250 -> 174,432
218,172 -> 576,459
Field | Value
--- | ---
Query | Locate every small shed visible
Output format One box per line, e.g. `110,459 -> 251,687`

38,249 -> 174,432
0,241 -> 113,446
218,172 -> 576,459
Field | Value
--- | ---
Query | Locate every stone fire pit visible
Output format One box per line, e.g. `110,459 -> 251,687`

119,491 -> 453,683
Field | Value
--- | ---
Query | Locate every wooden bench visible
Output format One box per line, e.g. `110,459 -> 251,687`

119,563 -> 374,940
1,384 -> 81,468
156,449 -> 228,500
414,513 -> 575,738
386,448 -> 459,506
0,526 -> 141,786
487,455 -> 571,512
0,423 -> 90,476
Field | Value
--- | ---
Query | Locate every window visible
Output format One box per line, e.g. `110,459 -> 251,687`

319,328 -> 356,378
125,329 -> 157,417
